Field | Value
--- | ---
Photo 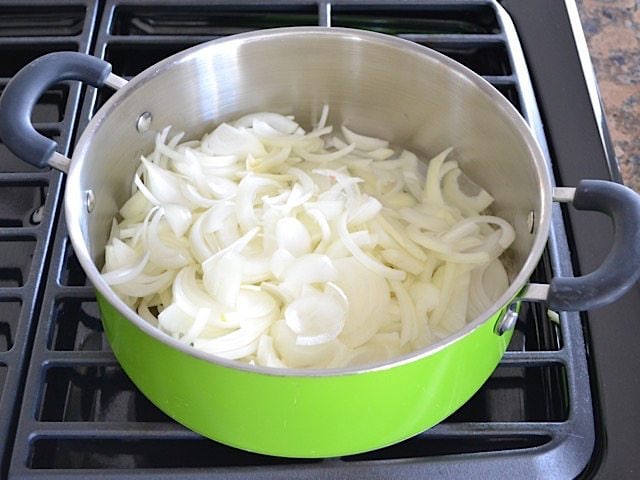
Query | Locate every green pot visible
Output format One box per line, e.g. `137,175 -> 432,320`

2,27 -> 639,458
98,293 -> 512,457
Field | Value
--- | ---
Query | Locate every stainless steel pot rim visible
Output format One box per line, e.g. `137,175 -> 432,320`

66,27 -> 552,377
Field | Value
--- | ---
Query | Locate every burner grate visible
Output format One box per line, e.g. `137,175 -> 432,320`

0,1 -> 97,477
112,4 -> 319,36
7,1 -> 595,479
0,5 -> 86,37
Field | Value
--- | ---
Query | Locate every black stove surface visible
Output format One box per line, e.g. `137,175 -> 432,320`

0,1 -> 637,479
500,2 -> 640,478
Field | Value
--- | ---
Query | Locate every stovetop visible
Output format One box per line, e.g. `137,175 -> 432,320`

0,1 -> 638,479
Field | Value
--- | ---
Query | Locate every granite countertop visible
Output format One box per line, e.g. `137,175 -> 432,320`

577,0 -> 640,192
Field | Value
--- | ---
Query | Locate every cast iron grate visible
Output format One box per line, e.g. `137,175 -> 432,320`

0,1 -> 97,478
8,1 -> 594,479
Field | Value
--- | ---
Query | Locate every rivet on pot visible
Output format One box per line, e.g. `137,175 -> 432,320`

30,205 -> 44,225
136,112 -> 153,133
85,190 -> 95,213
495,302 -> 519,336
527,210 -> 535,234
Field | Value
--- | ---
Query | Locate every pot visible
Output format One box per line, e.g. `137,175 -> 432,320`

1,28 -> 639,458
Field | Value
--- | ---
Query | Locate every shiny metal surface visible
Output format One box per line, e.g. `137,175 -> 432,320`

553,187 -> 577,203
85,189 -> 95,213
136,111 -> 153,133
494,302 -> 520,335
104,72 -> 128,90
65,27 -> 553,375
527,210 -> 536,233
522,283 -> 551,302
47,151 -> 71,172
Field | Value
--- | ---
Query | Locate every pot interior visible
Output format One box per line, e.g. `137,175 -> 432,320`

67,27 -> 550,351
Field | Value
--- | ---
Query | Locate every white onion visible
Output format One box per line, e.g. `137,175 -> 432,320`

337,212 -> 406,281
256,335 -> 286,368
276,217 -> 312,256
334,257 -> 390,348
285,291 -> 346,346
282,254 -> 337,296
162,204 -> 192,238
140,156 -> 189,206
102,251 -> 150,286
203,251 -> 243,307
205,123 -> 267,157
423,147 -> 453,206
102,106 -> 516,369
341,125 -> 389,151
233,112 -> 300,134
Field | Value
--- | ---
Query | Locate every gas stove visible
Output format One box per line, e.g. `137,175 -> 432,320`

0,1 -> 638,478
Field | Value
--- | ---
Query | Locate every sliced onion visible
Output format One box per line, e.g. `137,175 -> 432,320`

235,175 -> 279,232
231,288 -> 278,322
271,319 -> 343,368
203,251 -> 243,308
120,190 -> 153,222
256,335 -> 286,368
270,248 -> 296,280
105,237 -> 141,271
348,196 -> 382,225
334,257 -> 390,348
285,291 -> 346,346
233,112 -> 300,134
380,249 -> 423,276
442,167 -> 494,215
399,207 -> 449,232
145,209 -> 192,269
162,204 -> 192,237
112,271 -> 175,299
295,142 -> 356,163
281,254 -> 337,296
181,308 -> 213,344
247,145 -> 292,172
305,209 -> 332,253
205,122 -> 267,157
137,299 -> 158,327
158,303 -> 193,337
341,125 -> 389,151
192,315 -> 270,358
374,215 -> 427,261
337,212 -> 405,281
423,147 -> 453,206
446,215 -> 516,250
315,104 -> 329,130
390,280 -> 418,346
102,107 -> 515,370
140,156 -> 189,206
102,251 -> 150,286
172,266 -> 221,318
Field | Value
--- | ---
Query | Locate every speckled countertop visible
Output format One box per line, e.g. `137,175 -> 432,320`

576,0 -> 640,192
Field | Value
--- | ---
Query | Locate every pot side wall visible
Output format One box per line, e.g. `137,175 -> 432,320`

97,292 -> 512,458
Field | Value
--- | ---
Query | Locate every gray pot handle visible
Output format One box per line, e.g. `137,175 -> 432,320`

547,179 -> 640,311
0,52 -> 113,170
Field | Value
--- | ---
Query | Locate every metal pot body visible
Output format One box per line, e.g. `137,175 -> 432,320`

68,28 -> 549,274
68,28 -> 552,456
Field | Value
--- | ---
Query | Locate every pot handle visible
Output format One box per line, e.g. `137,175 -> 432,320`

533,179 -> 640,311
0,52 -> 114,171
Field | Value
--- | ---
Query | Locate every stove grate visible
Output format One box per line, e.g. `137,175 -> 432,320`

0,1 -> 97,477
6,1 -> 595,479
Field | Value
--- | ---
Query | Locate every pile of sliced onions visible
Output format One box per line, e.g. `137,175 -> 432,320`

102,106 -> 515,369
